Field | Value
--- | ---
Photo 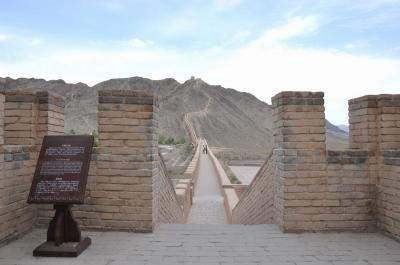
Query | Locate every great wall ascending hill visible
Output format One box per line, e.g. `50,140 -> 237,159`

0,87 -> 399,264
0,76 -> 348,160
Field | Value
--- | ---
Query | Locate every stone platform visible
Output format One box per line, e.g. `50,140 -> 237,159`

0,224 -> 399,265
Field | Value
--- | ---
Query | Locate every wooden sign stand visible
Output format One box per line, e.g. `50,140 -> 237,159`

33,205 -> 91,257
27,135 -> 94,257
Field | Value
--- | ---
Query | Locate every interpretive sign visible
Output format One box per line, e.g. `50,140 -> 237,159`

27,135 -> 94,257
28,135 -> 94,204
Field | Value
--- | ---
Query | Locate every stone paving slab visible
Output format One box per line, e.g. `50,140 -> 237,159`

0,224 -> 400,265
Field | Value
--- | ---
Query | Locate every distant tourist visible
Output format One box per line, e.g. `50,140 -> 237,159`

203,143 -> 208,155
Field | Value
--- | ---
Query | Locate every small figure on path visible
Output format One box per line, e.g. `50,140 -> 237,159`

203,143 -> 208,155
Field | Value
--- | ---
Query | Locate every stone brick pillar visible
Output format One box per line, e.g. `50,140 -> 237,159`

348,96 -> 380,211
349,96 -> 379,151
348,94 -> 400,212
4,92 -> 38,146
377,95 -> 400,150
349,94 -> 400,150
35,91 -> 65,150
375,95 -> 400,239
97,90 -> 158,232
272,92 -> 326,232
0,93 -> 4,146
34,92 -> 65,225
0,93 -> 4,240
348,94 -> 400,237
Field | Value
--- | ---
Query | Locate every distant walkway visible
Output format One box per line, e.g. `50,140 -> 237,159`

183,92 -> 212,144
187,152 -> 228,224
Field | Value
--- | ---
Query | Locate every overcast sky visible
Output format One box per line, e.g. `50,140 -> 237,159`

1,0 -> 400,124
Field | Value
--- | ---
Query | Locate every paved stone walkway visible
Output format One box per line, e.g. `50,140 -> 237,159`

1,224 -> 400,265
187,153 -> 228,224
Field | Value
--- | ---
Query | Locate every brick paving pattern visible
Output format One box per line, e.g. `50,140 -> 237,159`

1,224 -> 400,265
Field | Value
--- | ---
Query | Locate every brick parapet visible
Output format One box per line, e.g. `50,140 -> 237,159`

0,93 -> 4,147
35,91 -> 65,150
348,94 -> 400,238
326,149 -> 377,231
378,95 -> 400,150
349,94 -> 400,150
0,91 -> 38,241
4,91 -> 38,146
42,90 -> 169,232
0,144 -> 37,243
233,91 -> 399,237
0,91 -> 65,243
153,153 -> 184,225
327,150 -> 370,164
0,93 -> 4,242
272,91 -> 327,231
378,150 -> 400,240
232,152 -> 275,224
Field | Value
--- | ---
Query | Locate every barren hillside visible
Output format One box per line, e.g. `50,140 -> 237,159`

0,76 -> 348,159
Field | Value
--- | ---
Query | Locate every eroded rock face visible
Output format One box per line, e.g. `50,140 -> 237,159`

0,76 -> 347,159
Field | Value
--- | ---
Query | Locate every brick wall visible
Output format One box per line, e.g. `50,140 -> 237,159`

378,95 -> 400,149
272,92 -> 327,231
349,94 -> 400,239
380,150 -> 400,240
376,95 -> 400,240
0,94 -> 3,146
232,91 -> 399,238
232,152 -> 275,224
153,153 -> 184,225
48,90 -> 158,232
0,91 -> 65,243
31,89 -> 188,232
1,92 -> 39,243
0,145 -> 36,243
325,150 -> 376,230
33,92 -> 66,227
35,91 -> 65,148
41,90 -> 184,232
0,94 -> 5,241
1,89 -> 398,240
4,92 -> 38,146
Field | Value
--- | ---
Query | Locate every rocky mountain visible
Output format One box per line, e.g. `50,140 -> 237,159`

337,124 -> 349,133
0,76 -> 348,159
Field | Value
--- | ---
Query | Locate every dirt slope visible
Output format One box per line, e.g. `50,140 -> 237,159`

0,76 -> 348,159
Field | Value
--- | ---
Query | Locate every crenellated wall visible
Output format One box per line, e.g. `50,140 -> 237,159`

1,89 -> 398,243
349,94 -> 400,238
37,90 -> 185,232
0,91 -> 65,244
272,92 -> 328,231
0,89 -> 187,238
233,91 -> 400,239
